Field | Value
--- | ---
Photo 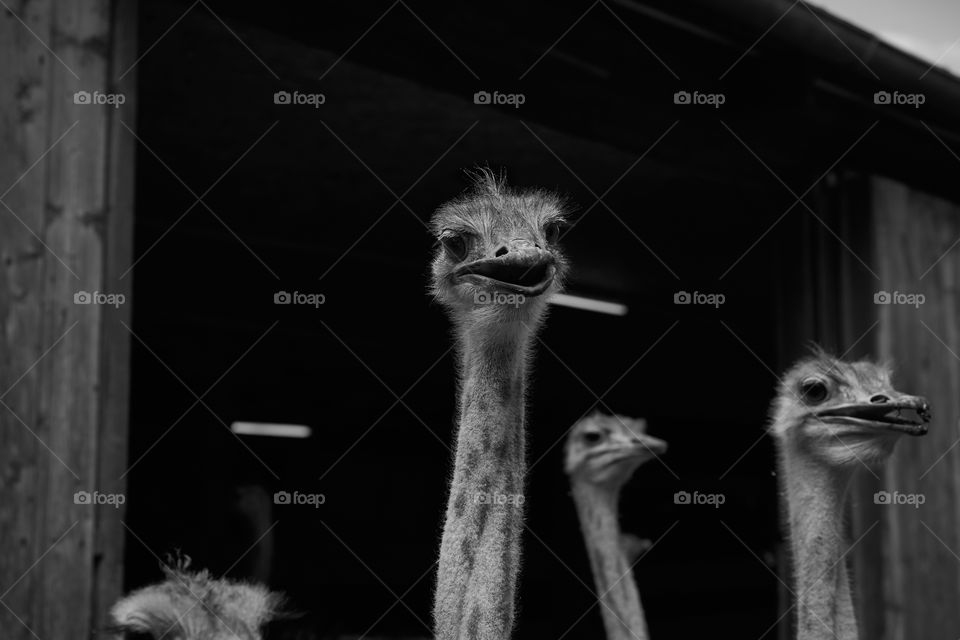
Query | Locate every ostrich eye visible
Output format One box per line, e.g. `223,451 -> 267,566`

544,221 -> 561,244
440,232 -> 469,262
800,378 -> 829,404
582,431 -> 602,444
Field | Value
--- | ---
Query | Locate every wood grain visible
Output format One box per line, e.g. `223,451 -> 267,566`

0,1 -> 136,637
870,176 -> 960,640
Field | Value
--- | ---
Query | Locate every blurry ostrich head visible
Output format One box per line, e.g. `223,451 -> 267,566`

769,347 -> 931,467
107,558 -> 282,640
565,412 -> 667,487
429,168 -> 570,329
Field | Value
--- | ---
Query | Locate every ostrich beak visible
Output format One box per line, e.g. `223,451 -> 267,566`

604,434 -> 667,462
453,249 -> 557,296
814,395 -> 931,436
629,434 -> 668,457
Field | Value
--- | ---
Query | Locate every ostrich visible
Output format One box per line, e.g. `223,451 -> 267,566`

430,169 -> 570,639
107,558 -> 282,639
564,412 -> 667,640
769,350 -> 930,640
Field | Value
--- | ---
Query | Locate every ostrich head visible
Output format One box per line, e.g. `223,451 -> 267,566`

769,349 -> 931,467
564,413 -> 668,487
107,561 -> 282,640
429,169 -> 569,328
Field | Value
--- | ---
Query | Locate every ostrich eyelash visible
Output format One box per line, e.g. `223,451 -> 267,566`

432,230 -> 465,250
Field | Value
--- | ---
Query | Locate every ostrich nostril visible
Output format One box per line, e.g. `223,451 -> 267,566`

494,246 -> 508,258
870,394 -> 890,404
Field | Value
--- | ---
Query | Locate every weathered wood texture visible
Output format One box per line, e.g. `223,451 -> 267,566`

0,1 -> 136,638
867,176 -> 960,640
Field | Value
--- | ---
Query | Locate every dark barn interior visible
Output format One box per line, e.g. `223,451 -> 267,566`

4,1 -> 960,639
121,1 -> 960,638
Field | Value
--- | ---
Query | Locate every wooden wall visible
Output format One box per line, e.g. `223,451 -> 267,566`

865,177 -> 960,638
0,1 -> 137,637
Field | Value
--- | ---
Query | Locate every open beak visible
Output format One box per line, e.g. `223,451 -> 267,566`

814,395 -> 931,436
453,250 -> 557,296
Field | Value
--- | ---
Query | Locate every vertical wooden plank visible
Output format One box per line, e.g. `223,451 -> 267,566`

0,0 -> 136,638
38,3 -> 111,635
94,0 -> 137,632
871,176 -> 960,640
0,0 -> 52,636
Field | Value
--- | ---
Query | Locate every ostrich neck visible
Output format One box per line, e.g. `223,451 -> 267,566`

781,450 -> 858,640
434,322 -> 532,640
571,481 -> 649,640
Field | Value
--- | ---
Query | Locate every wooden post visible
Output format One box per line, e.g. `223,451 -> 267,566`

0,1 -> 137,638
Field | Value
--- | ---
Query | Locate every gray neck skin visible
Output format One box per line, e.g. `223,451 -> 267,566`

433,322 -> 531,640
571,481 -> 649,640
780,450 -> 858,640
